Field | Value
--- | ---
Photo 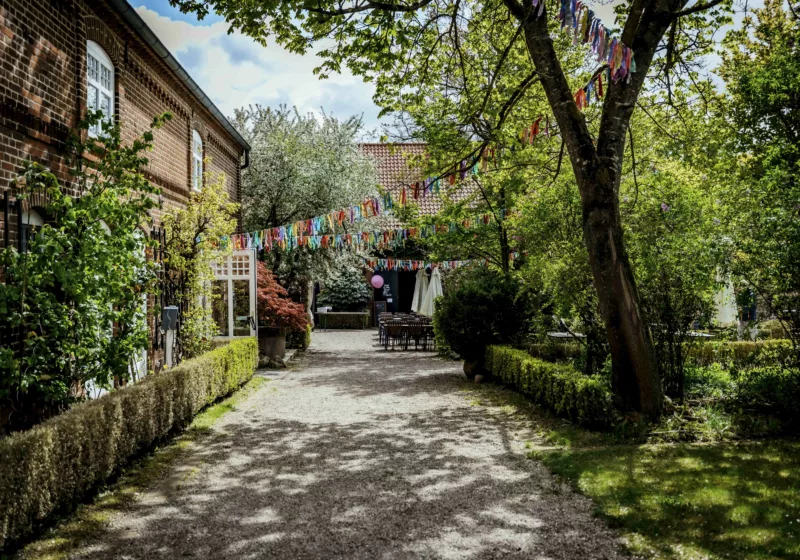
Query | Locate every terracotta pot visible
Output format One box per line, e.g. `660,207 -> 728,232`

258,327 -> 286,361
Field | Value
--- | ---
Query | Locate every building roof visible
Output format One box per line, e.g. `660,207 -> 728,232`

108,0 -> 251,154
359,143 -> 477,217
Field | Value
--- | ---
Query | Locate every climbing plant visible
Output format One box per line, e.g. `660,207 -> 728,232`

0,112 -> 166,432
162,168 -> 239,360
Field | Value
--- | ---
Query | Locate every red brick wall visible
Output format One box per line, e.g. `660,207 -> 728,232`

0,0 -> 244,246
0,0 -> 245,369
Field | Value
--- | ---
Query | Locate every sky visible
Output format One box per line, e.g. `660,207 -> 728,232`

134,1 -> 385,136
135,0 -> 757,138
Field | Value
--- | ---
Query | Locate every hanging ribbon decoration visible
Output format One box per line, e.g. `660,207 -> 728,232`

363,253 -> 519,272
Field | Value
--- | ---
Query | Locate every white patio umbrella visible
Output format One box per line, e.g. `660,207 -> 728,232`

411,268 -> 429,313
419,267 -> 443,317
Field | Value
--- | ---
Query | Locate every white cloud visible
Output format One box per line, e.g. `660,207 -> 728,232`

134,6 -> 383,134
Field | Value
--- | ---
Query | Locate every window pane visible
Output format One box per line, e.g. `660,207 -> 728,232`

212,281 -> 229,336
87,84 -> 98,111
232,280 -> 250,336
100,65 -> 111,90
87,54 -> 98,80
101,94 -> 111,118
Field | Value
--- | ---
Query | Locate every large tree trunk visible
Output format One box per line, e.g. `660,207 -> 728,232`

517,3 -> 676,417
581,173 -> 662,415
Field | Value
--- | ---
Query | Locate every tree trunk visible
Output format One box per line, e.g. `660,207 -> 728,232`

580,175 -> 663,416
518,6 -> 673,417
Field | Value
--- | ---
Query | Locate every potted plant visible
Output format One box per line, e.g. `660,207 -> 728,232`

256,261 -> 309,363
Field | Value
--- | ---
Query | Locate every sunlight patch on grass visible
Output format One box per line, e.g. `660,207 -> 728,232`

542,441 -> 800,560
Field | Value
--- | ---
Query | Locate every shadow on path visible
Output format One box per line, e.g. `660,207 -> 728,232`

74,331 -> 628,560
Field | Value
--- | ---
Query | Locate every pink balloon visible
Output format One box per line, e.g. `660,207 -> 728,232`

371,275 -> 385,289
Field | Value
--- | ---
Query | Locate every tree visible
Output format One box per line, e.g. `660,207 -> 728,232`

718,0 -> 800,360
162,169 -> 239,360
256,261 -> 310,331
173,0 -> 733,417
233,105 -> 377,233
0,113 -> 165,431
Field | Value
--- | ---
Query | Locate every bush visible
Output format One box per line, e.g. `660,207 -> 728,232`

0,337 -> 258,551
318,265 -> 371,311
734,366 -> 800,426
287,324 -> 313,350
686,340 -> 794,369
527,342 -> 583,363
485,346 -> 615,428
433,269 -> 528,362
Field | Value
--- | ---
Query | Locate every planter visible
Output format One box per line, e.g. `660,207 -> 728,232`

463,359 -> 486,381
258,326 -> 286,363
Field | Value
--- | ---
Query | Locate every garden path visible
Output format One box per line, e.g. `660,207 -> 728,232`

74,331 -> 629,560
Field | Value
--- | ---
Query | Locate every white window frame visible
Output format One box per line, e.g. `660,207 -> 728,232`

210,249 -> 257,339
86,41 -> 114,137
192,129 -> 203,191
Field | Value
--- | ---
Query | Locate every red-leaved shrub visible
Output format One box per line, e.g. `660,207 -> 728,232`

256,261 -> 309,331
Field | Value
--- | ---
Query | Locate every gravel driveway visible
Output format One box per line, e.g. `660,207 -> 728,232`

74,330 -> 629,560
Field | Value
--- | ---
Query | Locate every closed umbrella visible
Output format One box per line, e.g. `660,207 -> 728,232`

419,267 -> 443,317
411,268 -> 429,313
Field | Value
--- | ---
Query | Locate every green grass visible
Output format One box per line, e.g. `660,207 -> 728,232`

542,441 -> 800,560
11,377 -> 266,560
460,378 -> 800,560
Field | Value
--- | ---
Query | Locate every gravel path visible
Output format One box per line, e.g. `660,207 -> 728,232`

74,331 -> 629,559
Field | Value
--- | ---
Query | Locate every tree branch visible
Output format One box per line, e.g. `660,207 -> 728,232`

671,0 -> 724,19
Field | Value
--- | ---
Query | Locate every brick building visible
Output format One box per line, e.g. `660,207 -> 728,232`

0,0 -> 250,372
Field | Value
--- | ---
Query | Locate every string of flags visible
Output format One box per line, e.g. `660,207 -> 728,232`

552,0 -> 635,83
363,253 -> 519,272
218,195 -> 507,254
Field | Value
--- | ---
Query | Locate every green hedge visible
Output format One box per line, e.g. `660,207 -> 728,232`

686,340 -> 794,369
0,337 -> 258,552
527,342 -> 583,362
485,346 -> 615,428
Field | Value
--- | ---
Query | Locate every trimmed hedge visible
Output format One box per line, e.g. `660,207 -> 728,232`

0,337 -> 258,551
686,340 -> 794,369
485,346 -> 615,428
527,342 -> 583,362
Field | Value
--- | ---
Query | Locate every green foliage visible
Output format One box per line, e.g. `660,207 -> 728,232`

485,346 -> 615,428
286,324 -> 313,350
719,0 -> 800,359
162,171 -> 238,359
318,264 -> 371,312
686,340 -> 795,370
0,337 -> 258,552
0,113 -> 167,432
433,268 -> 528,362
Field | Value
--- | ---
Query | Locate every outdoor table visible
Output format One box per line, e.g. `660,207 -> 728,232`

318,311 -> 370,331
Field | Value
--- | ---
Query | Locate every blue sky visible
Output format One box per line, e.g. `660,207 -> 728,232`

135,2 -> 385,135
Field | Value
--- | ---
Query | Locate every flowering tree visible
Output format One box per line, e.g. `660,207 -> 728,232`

256,261 -> 310,331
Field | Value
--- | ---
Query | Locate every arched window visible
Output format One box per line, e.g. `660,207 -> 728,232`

191,129 -> 203,191
86,40 -> 114,137
20,208 -> 44,253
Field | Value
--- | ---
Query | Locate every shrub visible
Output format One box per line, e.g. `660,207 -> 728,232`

433,268 -> 528,362
734,366 -> 800,426
686,340 -> 794,369
527,342 -> 583,363
0,337 -> 257,552
485,346 -> 615,428
256,261 -> 309,331
318,265 -> 371,311
287,324 -> 313,350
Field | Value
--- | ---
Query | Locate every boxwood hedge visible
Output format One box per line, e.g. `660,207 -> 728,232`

0,337 -> 258,552
485,345 -> 615,428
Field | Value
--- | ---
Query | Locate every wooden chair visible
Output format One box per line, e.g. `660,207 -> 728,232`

384,322 -> 406,350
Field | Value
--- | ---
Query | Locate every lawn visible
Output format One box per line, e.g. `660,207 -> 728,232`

541,441 -> 800,560
463,380 -> 800,560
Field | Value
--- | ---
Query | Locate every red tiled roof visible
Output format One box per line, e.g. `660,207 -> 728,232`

359,143 -> 477,218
